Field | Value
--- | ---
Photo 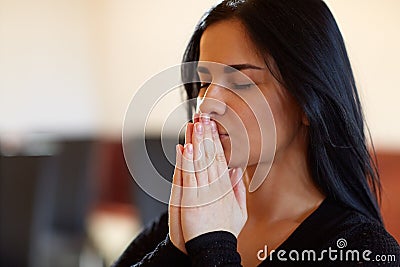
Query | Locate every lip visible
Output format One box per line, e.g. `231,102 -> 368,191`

216,126 -> 228,136
219,134 -> 229,140
217,127 -> 229,141
210,119 -> 228,136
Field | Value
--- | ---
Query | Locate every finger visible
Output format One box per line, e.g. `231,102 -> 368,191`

228,167 -> 241,188
193,122 -> 208,187
185,123 -> 193,144
210,121 -> 230,187
170,145 -> 183,207
231,168 -> 247,214
193,113 -> 200,123
201,114 -> 218,184
172,145 -> 183,187
182,143 -> 196,206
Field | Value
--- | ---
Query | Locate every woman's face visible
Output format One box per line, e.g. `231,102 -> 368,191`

197,19 -> 305,169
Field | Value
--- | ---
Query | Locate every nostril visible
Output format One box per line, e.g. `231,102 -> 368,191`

198,95 -> 227,117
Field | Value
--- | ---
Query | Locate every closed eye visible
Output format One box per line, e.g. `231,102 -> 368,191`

199,82 -> 254,90
232,83 -> 253,89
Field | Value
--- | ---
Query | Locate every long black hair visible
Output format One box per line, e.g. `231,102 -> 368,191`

181,0 -> 382,223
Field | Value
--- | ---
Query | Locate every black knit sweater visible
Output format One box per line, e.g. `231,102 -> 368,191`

112,197 -> 400,266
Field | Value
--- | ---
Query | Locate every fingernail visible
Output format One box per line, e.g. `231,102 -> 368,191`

195,123 -> 203,134
211,121 -> 217,132
200,113 -> 210,124
187,143 -> 193,154
184,143 -> 193,154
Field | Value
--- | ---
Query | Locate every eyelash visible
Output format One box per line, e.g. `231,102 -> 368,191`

199,82 -> 253,90
233,83 -> 253,89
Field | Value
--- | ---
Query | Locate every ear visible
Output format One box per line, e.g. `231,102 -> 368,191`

302,112 -> 310,126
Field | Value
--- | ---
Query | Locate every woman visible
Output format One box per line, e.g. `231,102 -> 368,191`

113,0 -> 400,266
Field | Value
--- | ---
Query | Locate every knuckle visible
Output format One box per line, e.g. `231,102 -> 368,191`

215,153 -> 226,163
194,158 -> 207,171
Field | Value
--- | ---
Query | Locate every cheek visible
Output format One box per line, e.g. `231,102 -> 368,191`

225,94 -> 277,166
223,101 -> 255,167
270,94 -> 302,149
246,109 -> 265,164
233,104 -> 263,165
237,93 -> 283,165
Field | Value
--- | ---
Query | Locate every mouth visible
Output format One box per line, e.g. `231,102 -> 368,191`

219,133 -> 230,141
215,124 -> 228,138
218,130 -> 229,137
210,119 -> 229,139
216,125 -> 228,135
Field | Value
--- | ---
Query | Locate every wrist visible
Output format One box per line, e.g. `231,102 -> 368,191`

168,233 -> 188,255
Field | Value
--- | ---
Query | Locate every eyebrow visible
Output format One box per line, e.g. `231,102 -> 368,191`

196,63 -> 264,74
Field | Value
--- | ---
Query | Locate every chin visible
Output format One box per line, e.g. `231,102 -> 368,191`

225,152 -> 246,169
223,150 -> 231,165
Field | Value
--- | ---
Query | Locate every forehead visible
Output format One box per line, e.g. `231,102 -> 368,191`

199,19 -> 263,66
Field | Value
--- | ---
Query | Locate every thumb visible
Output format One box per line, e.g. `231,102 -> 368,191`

170,144 -> 183,207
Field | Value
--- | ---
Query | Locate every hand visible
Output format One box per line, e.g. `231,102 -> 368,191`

180,115 -> 248,242
168,123 -> 194,254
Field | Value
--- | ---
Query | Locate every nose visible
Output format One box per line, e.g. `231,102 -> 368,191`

197,84 -> 227,116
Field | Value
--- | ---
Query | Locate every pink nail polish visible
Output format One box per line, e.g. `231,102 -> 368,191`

187,143 -> 193,154
200,113 -> 210,124
195,123 -> 203,133
211,121 -> 217,132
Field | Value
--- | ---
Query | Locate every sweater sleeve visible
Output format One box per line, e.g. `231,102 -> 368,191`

111,212 -> 190,267
334,222 -> 400,267
130,234 -> 191,267
185,231 -> 243,267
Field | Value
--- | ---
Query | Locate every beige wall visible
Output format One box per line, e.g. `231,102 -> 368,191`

0,0 -> 98,136
1,0 -> 399,149
325,0 -> 400,149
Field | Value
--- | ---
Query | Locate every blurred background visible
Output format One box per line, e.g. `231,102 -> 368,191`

0,0 -> 399,266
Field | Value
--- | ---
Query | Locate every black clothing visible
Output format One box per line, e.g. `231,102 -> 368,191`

112,197 -> 400,266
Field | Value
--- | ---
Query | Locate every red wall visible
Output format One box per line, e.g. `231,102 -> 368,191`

378,152 -> 400,243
